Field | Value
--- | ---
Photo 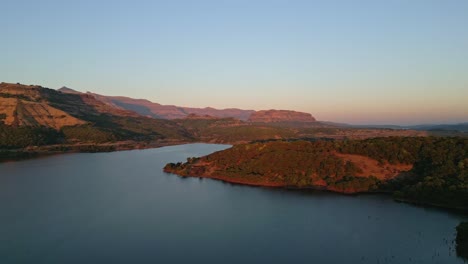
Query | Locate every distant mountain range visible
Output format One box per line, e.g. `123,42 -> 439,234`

405,123 -> 468,132
3,83 -> 464,134
58,87 -> 321,123
56,87 -> 467,132
322,121 -> 468,132
0,82 -> 327,149
0,82 -> 437,151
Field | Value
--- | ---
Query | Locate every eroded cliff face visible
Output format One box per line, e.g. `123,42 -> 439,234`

248,110 -> 316,123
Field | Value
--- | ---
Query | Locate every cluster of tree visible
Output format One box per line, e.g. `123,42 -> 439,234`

175,118 -> 295,143
0,114 -> 194,149
61,125 -> 117,143
334,136 -> 425,164
106,116 -> 192,141
45,144 -> 117,153
0,124 -> 62,148
0,93 -> 32,101
166,140 -> 379,191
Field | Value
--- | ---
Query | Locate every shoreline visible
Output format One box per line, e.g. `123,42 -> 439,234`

165,169 -> 468,214
3,141 -> 467,215
394,197 -> 468,213
0,139 -> 194,163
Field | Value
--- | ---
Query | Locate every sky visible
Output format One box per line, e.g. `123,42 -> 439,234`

1,0 -> 467,125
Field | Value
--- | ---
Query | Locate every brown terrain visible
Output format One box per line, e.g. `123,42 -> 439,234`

248,110 -> 316,123
0,83 -> 140,129
0,83 -> 85,129
333,152 -> 413,180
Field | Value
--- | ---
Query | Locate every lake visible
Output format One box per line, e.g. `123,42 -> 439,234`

0,143 -> 465,264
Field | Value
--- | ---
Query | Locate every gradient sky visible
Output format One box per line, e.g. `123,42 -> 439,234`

1,0 -> 467,125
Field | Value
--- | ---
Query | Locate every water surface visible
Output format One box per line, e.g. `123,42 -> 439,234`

0,144 -> 465,264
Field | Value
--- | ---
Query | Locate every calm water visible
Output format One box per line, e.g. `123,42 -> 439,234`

0,144 -> 466,264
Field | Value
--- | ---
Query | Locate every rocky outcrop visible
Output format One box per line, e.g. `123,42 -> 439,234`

248,110 -> 316,123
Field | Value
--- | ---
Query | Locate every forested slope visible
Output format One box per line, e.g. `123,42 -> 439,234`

165,137 -> 468,210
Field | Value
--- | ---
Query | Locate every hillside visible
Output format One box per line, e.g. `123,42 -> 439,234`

165,137 -> 468,210
0,83 -> 85,129
0,82 -> 193,149
174,117 -> 296,144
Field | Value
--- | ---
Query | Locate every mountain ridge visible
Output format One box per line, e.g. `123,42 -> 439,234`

58,87 -> 319,123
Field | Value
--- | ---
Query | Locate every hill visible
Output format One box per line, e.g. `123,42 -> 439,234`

165,137 -> 468,210
0,82 -> 193,149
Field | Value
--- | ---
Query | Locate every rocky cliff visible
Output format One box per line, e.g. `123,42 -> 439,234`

248,110 -> 316,123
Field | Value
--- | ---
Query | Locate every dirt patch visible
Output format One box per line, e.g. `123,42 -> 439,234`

334,152 -> 413,180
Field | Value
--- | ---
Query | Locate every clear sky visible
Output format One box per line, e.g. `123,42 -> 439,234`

1,0 -> 467,125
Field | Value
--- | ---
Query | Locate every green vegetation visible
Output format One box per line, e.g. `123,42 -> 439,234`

457,222 -> 468,260
104,116 -> 192,141
335,136 -> 423,164
0,124 -> 62,148
0,93 -> 34,101
175,118 -> 297,143
166,140 -> 380,191
165,137 -> 468,210
61,125 -> 117,143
